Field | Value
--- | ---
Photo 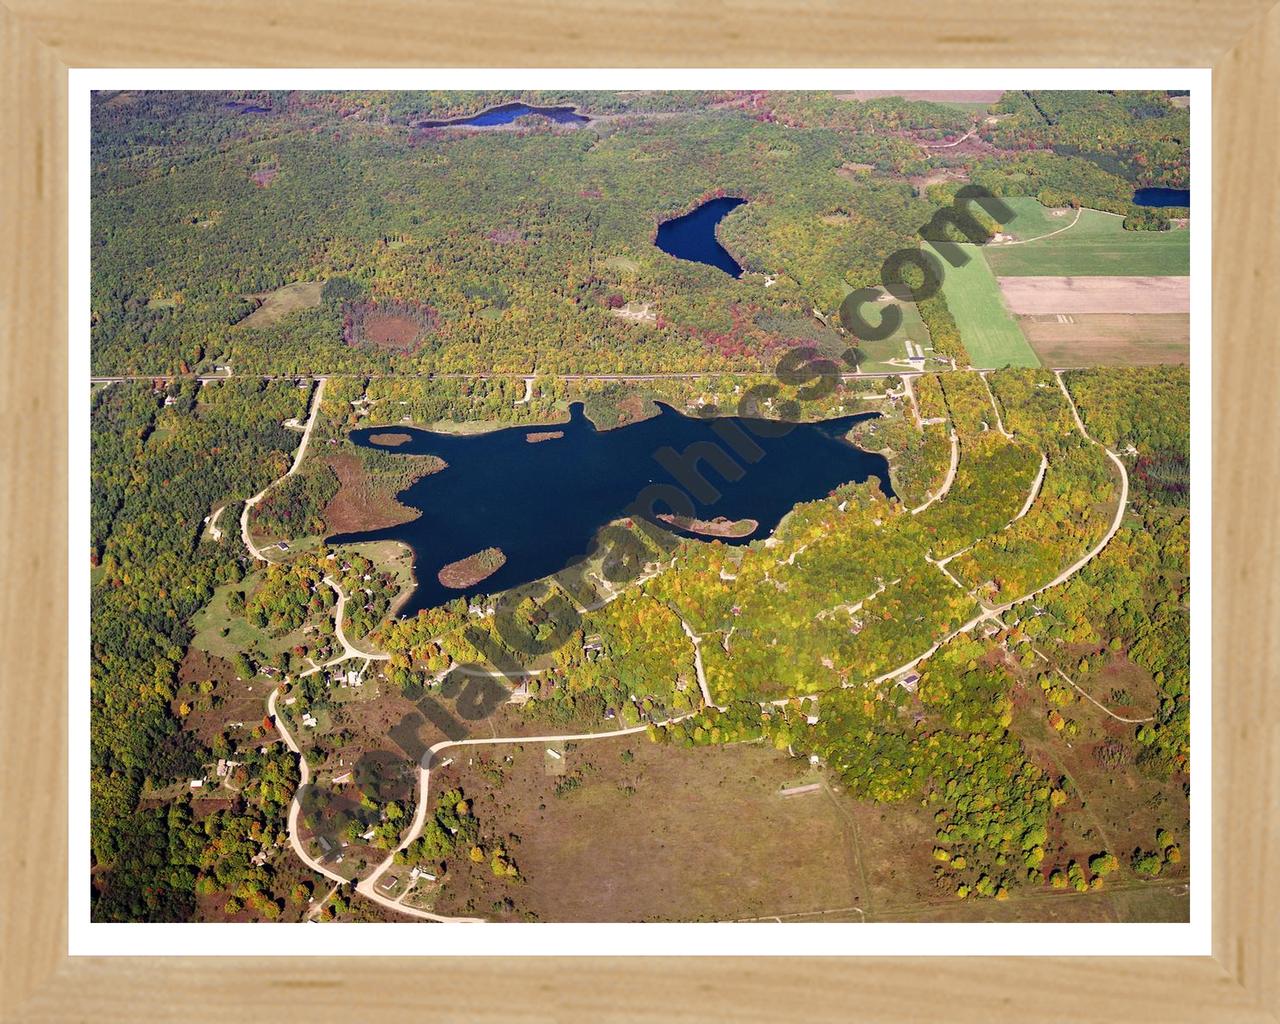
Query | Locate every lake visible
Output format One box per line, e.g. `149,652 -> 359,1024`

416,102 -> 590,128
328,402 -> 892,616
223,101 -> 271,115
655,196 -> 747,277
1133,187 -> 1190,208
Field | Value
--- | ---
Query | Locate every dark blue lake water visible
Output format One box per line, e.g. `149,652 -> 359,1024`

223,101 -> 271,115
655,196 -> 747,277
1133,187 -> 1190,208
328,402 -> 892,616
416,102 -> 589,128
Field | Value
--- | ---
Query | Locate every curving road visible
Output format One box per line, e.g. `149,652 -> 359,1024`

241,376 -> 327,562
869,372 -> 1129,688
910,429 -> 960,515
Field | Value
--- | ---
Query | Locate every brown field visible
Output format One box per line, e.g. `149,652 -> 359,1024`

1007,648 -> 1190,920
998,276 -> 1190,315
835,90 -> 1005,103
429,737 -> 874,922
360,312 -> 425,351
175,648 -> 277,752
238,280 -> 324,329
321,452 -> 426,534
417,724 -> 1175,923
1018,313 -> 1190,366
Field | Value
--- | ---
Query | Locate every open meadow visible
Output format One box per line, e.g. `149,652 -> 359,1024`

927,241 -> 1040,368
984,208 -> 1190,277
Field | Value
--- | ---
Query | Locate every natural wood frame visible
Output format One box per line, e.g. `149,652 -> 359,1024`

2,2 -> 1276,1020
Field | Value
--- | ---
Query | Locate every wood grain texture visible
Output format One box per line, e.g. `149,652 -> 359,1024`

0,0 -> 1277,1020
2,0 -> 1278,67
0,4 -> 68,1020
1212,5 -> 1280,1015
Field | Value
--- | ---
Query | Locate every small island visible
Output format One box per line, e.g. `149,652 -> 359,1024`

526,430 -> 565,443
437,546 -> 507,589
368,432 -> 413,447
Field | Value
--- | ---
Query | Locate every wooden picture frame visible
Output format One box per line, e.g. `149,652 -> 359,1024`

2,2 -> 1275,1019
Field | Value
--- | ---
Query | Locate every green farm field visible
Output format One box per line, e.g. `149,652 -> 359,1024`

984,208 -> 1190,277
995,197 -> 1077,241
927,242 -> 1040,369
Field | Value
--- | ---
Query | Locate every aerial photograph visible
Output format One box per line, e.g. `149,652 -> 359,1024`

89,88 -> 1191,925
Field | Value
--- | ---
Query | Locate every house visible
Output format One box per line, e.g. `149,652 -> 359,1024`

215,759 -> 228,778
302,712 -> 318,728
189,778 -> 204,789
317,836 -> 333,853
546,748 -> 562,760
897,672 -> 920,693
277,541 -> 290,552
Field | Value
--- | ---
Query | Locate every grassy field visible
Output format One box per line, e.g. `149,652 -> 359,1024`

984,208 -> 1190,277
238,280 -> 324,329
1019,313 -> 1189,366
927,242 -> 1040,368
994,197 -> 1075,241
853,292 -> 935,372
429,738 -> 876,922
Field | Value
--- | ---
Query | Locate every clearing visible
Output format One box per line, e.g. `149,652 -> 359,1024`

926,242 -> 1040,369
998,277 -> 1189,315
990,197 -> 1075,242
1019,313 -> 1189,366
983,208 -> 1190,277
428,737 -> 873,922
238,281 -> 324,330
835,90 -> 1004,110
851,291 -> 937,372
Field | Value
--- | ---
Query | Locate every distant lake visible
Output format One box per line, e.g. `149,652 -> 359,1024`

655,197 -> 747,277
416,102 -> 590,128
1133,187 -> 1190,208
329,402 -> 892,616
223,101 -> 270,115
